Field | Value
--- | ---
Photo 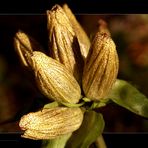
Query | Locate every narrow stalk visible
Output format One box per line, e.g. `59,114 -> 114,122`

95,135 -> 107,148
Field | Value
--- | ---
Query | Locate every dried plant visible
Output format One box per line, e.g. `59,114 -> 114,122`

14,4 -> 148,148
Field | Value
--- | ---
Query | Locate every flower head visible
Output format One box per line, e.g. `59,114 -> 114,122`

14,4 -> 119,141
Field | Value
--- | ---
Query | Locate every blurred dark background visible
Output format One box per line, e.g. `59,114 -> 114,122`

0,0 -> 147,13
0,15 -> 49,132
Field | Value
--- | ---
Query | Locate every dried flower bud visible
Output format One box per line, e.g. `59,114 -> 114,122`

19,107 -> 84,140
30,51 -> 81,104
63,4 -> 90,59
47,5 -> 84,84
82,32 -> 119,101
14,30 -> 43,67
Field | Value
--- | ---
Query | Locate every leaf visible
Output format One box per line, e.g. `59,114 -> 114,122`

41,133 -> 72,148
107,79 -> 148,118
66,111 -> 105,148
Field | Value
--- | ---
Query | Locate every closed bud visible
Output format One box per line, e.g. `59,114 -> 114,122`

31,51 -> 81,104
47,5 -> 84,84
82,32 -> 119,101
63,4 -> 90,59
19,107 -> 84,140
14,30 -> 43,67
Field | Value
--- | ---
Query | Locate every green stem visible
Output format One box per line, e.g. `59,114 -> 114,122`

61,101 -> 85,108
82,97 -> 92,102
43,101 -> 59,109
41,133 -> 72,148
95,135 -> 107,148
90,98 -> 110,110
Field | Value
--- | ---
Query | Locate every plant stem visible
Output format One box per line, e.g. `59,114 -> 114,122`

41,133 -> 72,148
95,135 -> 107,148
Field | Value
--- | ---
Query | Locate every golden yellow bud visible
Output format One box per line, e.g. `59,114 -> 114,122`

14,30 -> 43,67
47,5 -> 84,84
31,51 -> 81,104
19,107 -> 83,140
82,32 -> 119,101
63,4 -> 91,59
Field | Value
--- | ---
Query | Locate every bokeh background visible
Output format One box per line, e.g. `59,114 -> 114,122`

0,14 -> 148,136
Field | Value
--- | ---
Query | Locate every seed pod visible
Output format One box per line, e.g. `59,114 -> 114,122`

82,32 -> 119,101
63,4 -> 90,59
14,30 -> 43,67
47,5 -> 84,84
19,107 -> 84,140
31,51 -> 81,104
